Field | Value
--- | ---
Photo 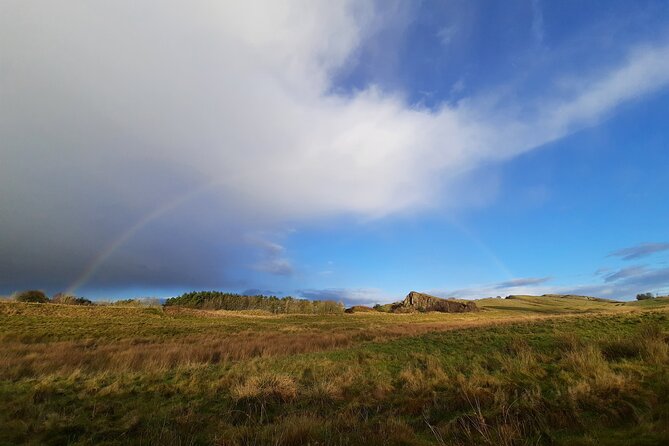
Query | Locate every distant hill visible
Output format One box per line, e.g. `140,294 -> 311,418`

391,291 -> 479,313
475,293 -> 634,314
523,294 -> 615,302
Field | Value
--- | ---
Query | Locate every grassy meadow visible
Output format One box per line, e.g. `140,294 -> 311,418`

1,296 -> 668,445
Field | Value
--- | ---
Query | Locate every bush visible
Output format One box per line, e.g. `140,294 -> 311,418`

636,293 -> 655,301
13,290 -> 49,303
51,293 -> 92,305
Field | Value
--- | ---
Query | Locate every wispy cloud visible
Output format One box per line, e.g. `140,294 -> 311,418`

495,277 -> 551,289
428,277 -> 551,298
249,238 -> 294,276
604,265 -> 648,282
436,25 -> 457,46
564,266 -> 669,298
434,265 -> 669,301
609,242 -> 669,260
450,78 -> 466,95
594,267 -> 612,276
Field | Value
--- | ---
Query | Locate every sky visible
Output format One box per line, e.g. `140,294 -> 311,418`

1,0 -> 669,305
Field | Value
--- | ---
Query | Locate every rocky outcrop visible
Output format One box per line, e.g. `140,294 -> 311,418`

392,291 -> 478,313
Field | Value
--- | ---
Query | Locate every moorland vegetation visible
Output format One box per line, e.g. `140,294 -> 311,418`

0,294 -> 668,444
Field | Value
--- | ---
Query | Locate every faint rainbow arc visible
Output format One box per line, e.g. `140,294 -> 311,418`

66,184 -> 513,295
65,182 -> 219,295
446,217 -> 515,280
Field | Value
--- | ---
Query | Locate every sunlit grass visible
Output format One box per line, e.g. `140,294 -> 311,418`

0,298 -> 668,445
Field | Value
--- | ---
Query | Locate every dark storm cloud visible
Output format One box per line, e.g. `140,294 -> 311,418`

0,192 -> 250,295
0,1 -> 370,296
609,242 -> 669,261
0,1 -> 410,296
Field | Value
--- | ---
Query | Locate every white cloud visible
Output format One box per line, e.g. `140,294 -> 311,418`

2,1 -> 669,292
540,45 -> 669,136
450,79 -> 466,95
246,237 -> 294,276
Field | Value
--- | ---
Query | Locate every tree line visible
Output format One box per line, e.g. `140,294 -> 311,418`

8,289 -> 344,314
164,291 -> 344,314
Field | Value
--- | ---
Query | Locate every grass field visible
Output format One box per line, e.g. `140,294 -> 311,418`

1,296 -> 668,445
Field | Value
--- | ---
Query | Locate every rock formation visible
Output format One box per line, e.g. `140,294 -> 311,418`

392,291 -> 478,313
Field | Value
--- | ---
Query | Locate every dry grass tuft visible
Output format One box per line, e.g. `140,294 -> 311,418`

563,344 -> 610,376
642,337 -> 669,364
600,337 -> 642,361
231,374 -> 298,402
397,354 -> 448,394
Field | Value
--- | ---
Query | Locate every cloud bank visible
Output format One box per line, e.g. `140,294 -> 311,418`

2,1 -> 669,294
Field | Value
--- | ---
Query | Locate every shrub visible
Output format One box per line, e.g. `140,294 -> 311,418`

372,303 -> 393,312
13,290 -> 49,303
636,292 -> 655,300
51,293 -> 92,305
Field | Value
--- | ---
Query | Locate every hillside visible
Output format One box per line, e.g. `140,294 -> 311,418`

1,297 -> 668,444
475,293 -> 631,314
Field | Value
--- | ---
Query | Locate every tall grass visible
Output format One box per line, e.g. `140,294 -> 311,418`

0,302 -> 667,445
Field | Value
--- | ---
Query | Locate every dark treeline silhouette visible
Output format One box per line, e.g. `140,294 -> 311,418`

165,291 -> 344,314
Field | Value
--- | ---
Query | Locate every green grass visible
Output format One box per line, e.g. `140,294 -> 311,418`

0,298 -> 668,445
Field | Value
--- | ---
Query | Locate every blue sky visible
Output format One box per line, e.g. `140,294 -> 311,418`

1,1 -> 668,304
